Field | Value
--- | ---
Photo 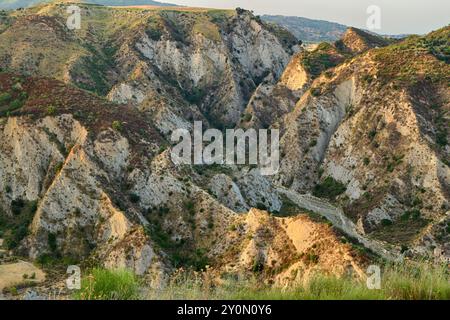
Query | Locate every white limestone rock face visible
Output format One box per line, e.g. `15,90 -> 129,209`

229,15 -> 290,78
112,9 -> 292,129
102,228 -> 156,276
235,168 -> 282,212
364,194 -> 404,228
107,83 -> 145,104
208,174 -> 249,213
0,114 -> 162,276
278,78 -> 357,191
279,52 -> 310,91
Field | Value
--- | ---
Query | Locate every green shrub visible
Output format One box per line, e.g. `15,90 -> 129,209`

54,162 -> 63,174
324,71 -> 333,78
7,286 -> 18,296
261,20 -> 298,50
368,129 -> 377,141
47,233 -> 58,252
158,146 -> 166,154
242,113 -> 252,122
313,177 -> 346,200
11,198 -> 25,216
362,74 -> 374,84
19,91 -> 28,100
185,87 -> 205,105
208,10 -> 229,25
386,162 -> 395,172
12,82 -> 22,91
46,105 -> 56,115
306,253 -> 319,264
252,259 -> 264,273
35,253 -> 80,267
256,203 -> 267,211
129,193 -> 140,204
0,92 -> 12,104
4,225 -> 27,249
184,201 -> 195,215
8,99 -> 23,111
310,87 -> 321,97
301,43 -> 342,78
436,130 -> 448,147
402,209 -> 422,221
146,28 -> 163,41
318,167 -> 325,178
112,120 -> 122,132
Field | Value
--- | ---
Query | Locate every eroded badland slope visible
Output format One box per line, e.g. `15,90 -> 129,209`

0,3 -> 448,294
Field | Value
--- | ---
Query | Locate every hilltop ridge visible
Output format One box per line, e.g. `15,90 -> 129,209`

0,0 -> 179,10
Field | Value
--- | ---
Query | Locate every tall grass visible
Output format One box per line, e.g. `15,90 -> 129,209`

74,262 -> 449,300
228,262 -> 450,300
145,262 -> 449,300
380,262 -> 449,300
73,268 -> 140,300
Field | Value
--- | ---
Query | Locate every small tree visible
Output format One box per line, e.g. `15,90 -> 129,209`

112,120 -> 122,132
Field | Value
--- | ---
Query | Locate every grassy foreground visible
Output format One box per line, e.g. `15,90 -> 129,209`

74,262 -> 449,300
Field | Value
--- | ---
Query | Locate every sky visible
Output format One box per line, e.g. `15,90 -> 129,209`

168,0 -> 449,35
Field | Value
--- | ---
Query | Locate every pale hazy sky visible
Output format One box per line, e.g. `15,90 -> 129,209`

168,0 -> 449,34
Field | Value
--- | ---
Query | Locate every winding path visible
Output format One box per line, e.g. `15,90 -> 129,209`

277,188 -> 401,262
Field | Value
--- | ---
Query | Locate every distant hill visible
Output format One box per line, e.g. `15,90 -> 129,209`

0,0 -> 178,10
262,15 -> 347,43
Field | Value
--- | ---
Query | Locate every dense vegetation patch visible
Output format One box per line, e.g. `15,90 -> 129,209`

373,27 -> 450,86
301,42 -> 346,78
370,208 -> 429,244
313,177 -> 347,200
71,42 -> 118,96
413,27 -> 450,63
0,77 -> 28,116
0,200 -> 37,250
